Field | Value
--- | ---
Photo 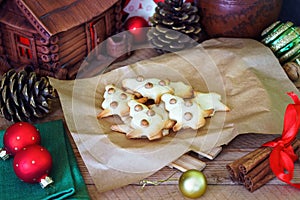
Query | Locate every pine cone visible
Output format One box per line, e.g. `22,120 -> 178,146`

147,0 -> 202,52
0,68 -> 57,122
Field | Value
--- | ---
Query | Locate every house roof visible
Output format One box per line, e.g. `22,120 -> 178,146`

0,1 -> 36,34
3,0 -> 120,38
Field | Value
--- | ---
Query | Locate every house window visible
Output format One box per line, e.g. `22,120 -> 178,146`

16,35 -> 33,61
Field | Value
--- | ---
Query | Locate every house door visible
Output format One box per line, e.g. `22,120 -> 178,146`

90,17 -> 106,51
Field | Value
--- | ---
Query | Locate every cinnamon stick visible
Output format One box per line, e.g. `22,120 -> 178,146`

239,147 -> 272,175
226,147 -> 267,182
243,158 -> 274,192
244,157 -> 270,181
226,139 -> 300,192
245,171 -> 275,192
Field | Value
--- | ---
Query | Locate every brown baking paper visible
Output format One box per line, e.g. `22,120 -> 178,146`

49,38 -> 299,192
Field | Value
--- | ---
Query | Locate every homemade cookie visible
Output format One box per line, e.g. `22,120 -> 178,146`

122,76 -> 195,102
111,100 -> 175,140
149,102 -> 175,136
193,91 -> 230,116
98,77 -> 230,141
143,78 -> 194,98
97,85 -> 140,119
122,76 -> 174,104
161,93 -> 211,132
169,81 -> 194,98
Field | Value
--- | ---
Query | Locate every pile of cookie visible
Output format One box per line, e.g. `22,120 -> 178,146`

97,76 -> 229,140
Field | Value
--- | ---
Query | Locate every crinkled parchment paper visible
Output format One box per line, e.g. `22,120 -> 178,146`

49,38 -> 299,192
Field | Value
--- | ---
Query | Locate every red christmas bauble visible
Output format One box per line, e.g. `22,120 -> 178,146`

3,122 -> 41,156
124,16 -> 149,43
154,0 -> 194,3
13,144 -> 53,187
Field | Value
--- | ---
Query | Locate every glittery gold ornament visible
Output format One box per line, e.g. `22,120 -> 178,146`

178,169 -> 207,198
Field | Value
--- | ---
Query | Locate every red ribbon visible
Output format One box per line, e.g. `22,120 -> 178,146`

263,92 -> 300,189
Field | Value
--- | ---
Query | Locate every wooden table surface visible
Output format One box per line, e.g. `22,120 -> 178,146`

2,47 -> 300,199
78,47 -> 300,200
62,48 -> 300,199
26,104 -> 300,200
85,134 -> 300,200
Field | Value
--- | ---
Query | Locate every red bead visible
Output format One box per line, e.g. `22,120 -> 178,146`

154,0 -> 194,3
124,16 -> 149,43
13,144 -> 52,184
3,122 -> 41,156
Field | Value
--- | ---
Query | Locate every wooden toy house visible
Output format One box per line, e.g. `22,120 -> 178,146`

0,0 -> 123,79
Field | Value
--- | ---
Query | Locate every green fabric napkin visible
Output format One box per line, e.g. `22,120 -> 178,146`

0,120 -> 90,200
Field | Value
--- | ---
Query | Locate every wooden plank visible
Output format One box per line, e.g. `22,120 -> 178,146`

59,44 -> 87,66
38,53 -> 51,63
0,46 -> 4,55
62,51 -> 86,69
193,146 -> 223,160
0,46 -> 297,199
2,29 -> 17,63
51,53 -> 59,62
84,23 -> 92,54
99,185 -> 300,200
21,0 -> 120,36
67,62 -> 82,79
35,37 -> 50,46
36,45 -> 50,54
59,32 -> 86,54
105,9 -> 113,36
1,40 -> 13,57
50,36 -> 59,45
50,44 -> 59,53
59,36 -> 86,59
168,154 -> 206,172
58,26 -> 86,44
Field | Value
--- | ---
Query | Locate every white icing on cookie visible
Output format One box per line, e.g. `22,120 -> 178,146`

161,94 -> 209,132
97,85 -> 135,118
169,81 -> 194,98
111,100 -> 174,140
122,77 -> 174,104
193,91 -> 230,116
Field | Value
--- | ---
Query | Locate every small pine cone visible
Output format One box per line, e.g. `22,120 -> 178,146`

0,68 -> 57,122
147,0 -> 202,52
